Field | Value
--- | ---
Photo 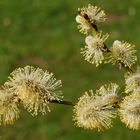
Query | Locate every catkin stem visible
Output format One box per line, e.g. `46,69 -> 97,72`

49,99 -> 75,106
17,97 -> 75,106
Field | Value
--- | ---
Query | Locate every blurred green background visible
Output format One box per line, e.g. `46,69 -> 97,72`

0,0 -> 140,139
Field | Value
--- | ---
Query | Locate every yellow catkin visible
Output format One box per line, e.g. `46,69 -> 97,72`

119,93 -> 140,130
4,66 -> 62,116
73,83 -> 120,131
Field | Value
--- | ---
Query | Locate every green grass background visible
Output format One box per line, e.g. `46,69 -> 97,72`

0,0 -> 140,139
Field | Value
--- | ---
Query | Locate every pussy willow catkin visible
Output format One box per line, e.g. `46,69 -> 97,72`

0,66 -> 63,125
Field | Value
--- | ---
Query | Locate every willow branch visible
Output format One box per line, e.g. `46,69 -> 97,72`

17,97 -> 75,106
49,99 -> 75,106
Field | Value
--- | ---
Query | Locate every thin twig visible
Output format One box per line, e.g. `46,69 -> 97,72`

49,99 -> 75,106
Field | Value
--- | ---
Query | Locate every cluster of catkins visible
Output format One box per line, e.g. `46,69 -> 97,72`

0,66 -> 63,125
74,4 -> 140,131
0,4 -> 140,132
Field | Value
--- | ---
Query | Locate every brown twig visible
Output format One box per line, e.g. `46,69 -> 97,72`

49,99 -> 75,106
